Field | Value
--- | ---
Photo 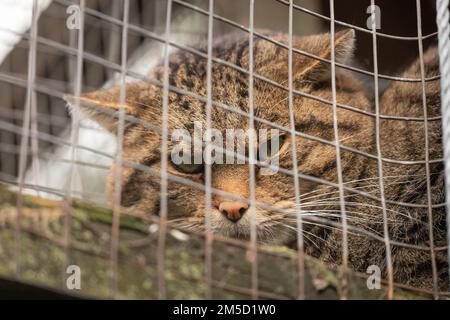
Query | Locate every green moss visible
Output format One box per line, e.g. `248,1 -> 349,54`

0,185 -> 431,299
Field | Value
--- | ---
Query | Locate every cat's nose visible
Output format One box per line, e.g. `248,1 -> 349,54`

218,201 -> 248,223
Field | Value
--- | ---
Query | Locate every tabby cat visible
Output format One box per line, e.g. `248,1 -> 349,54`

66,29 -> 447,290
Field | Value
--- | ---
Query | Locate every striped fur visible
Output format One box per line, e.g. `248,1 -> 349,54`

70,30 -> 447,290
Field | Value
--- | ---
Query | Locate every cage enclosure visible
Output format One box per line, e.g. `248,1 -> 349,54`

0,0 -> 449,300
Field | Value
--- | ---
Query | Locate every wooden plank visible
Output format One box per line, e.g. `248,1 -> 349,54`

0,184 -> 429,299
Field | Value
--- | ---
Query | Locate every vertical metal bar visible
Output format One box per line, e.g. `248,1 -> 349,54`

107,0 -> 121,78
415,0 -> 439,298
370,0 -> 394,299
248,0 -> 259,300
288,0 -> 305,300
26,1 -> 42,198
110,0 -> 129,298
204,0 -> 214,300
435,0 -> 450,291
29,85 -> 40,197
29,0 -> 42,198
157,0 -> 173,300
64,0 -> 85,289
68,15 -> 78,94
329,0 -> 350,299
15,0 -> 39,279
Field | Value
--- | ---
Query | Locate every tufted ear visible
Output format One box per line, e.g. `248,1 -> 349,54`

293,29 -> 356,83
64,81 -> 156,133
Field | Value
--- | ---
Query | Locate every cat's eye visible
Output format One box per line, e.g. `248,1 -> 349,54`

170,152 -> 203,174
258,135 -> 287,162
173,162 -> 204,174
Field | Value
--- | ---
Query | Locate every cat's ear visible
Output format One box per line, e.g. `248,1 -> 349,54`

64,82 -> 152,133
294,29 -> 355,83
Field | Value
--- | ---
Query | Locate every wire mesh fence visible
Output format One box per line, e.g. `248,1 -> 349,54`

0,0 -> 449,299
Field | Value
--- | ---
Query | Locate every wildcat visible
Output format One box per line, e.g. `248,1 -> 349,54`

66,29 -> 447,290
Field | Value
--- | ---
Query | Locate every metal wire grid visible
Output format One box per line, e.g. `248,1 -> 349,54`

0,0 -> 156,180
0,0 -> 448,299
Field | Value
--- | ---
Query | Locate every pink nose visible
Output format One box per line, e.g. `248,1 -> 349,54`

218,202 -> 249,222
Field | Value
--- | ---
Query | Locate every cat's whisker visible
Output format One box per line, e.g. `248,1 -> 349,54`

269,220 -> 324,249
269,96 -> 289,110
295,200 -> 423,224
296,210 -> 383,223
281,217 -> 365,238
302,217 -> 383,238
276,198 -> 398,219
284,211 -> 389,232
283,214 -> 385,236
295,175 -> 428,204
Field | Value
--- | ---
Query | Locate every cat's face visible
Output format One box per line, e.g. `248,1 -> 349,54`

68,29 -> 373,245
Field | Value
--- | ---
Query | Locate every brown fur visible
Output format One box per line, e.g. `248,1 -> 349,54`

67,30 -> 447,290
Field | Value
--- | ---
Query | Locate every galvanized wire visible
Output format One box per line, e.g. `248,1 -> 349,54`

369,0 -> 394,300
329,0 -> 350,299
109,0 -> 130,298
416,0 -> 439,298
436,0 -> 450,291
0,0 -> 448,299
15,0 -> 39,280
